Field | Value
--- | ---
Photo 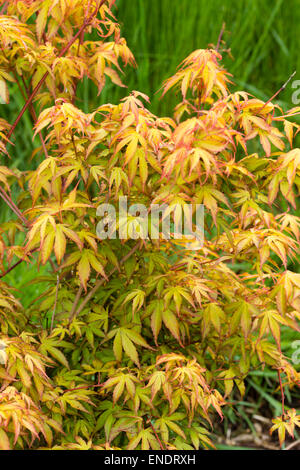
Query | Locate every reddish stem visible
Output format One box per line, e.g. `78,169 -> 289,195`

258,71 -> 296,113
147,417 -> 165,450
277,369 -> 285,417
7,0 -> 105,141
20,75 -> 49,158
0,247 -> 39,279
216,22 -> 225,52
63,383 -> 104,393
0,1 -> 106,229
0,2 -> 8,14
0,186 -> 30,227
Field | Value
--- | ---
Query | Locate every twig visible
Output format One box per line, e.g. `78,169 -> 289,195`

258,71 -> 297,113
73,30 -> 85,104
277,369 -> 285,417
63,383 -> 104,393
13,66 -> 49,158
284,439 -> 300,450
50,274 -> 60,332
68,285 -> 83,322
0,186 -> 30,228
216,22 -> 225,52
0,257 -> 23,278
0,2 -> 106,232
20,75 -> 49,158
0,47 -> 48,225
0,247 -> 38,278
7,0 -> 105,141
147,416 -> 165,450
0,2 -> 8,14
48,257 -> 57,273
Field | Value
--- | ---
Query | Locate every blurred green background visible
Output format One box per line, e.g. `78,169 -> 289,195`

103,0 -> 300,114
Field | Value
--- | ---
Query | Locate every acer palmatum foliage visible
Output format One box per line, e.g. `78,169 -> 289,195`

0,0 -> 299,450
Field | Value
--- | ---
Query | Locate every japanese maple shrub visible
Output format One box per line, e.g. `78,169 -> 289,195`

0,0 -> 299,450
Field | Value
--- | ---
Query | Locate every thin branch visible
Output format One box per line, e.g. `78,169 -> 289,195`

72,29 -> 86,105
216,22 -> 225,52
48,257 -> 57,273
0,1 -> 106,228
0,186 -> 30,228
20,75 -> 49,158
71,133 -> 78,158
147,416 -> 165,450
50,274 -> 60,332
69,285 -> 83,322
0,257 -> 23,278
0,44 -> 49,158
63,383 -> 104,393
259,71 -> 297,113
0,2 -> 8,14
0,247 -> 38,279
284,439 -> 300,450
70,241 -> 141,323
0,69 -> 29,226
0,50 -> 48,224
7,0 -> 105,141
277,369 -> 285,417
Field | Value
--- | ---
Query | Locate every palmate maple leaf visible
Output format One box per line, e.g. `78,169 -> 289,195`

270,409 -> 300,448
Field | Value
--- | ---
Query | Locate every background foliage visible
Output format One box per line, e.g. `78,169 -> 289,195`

3,0 -> 300,170
0,0 -> 299,450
